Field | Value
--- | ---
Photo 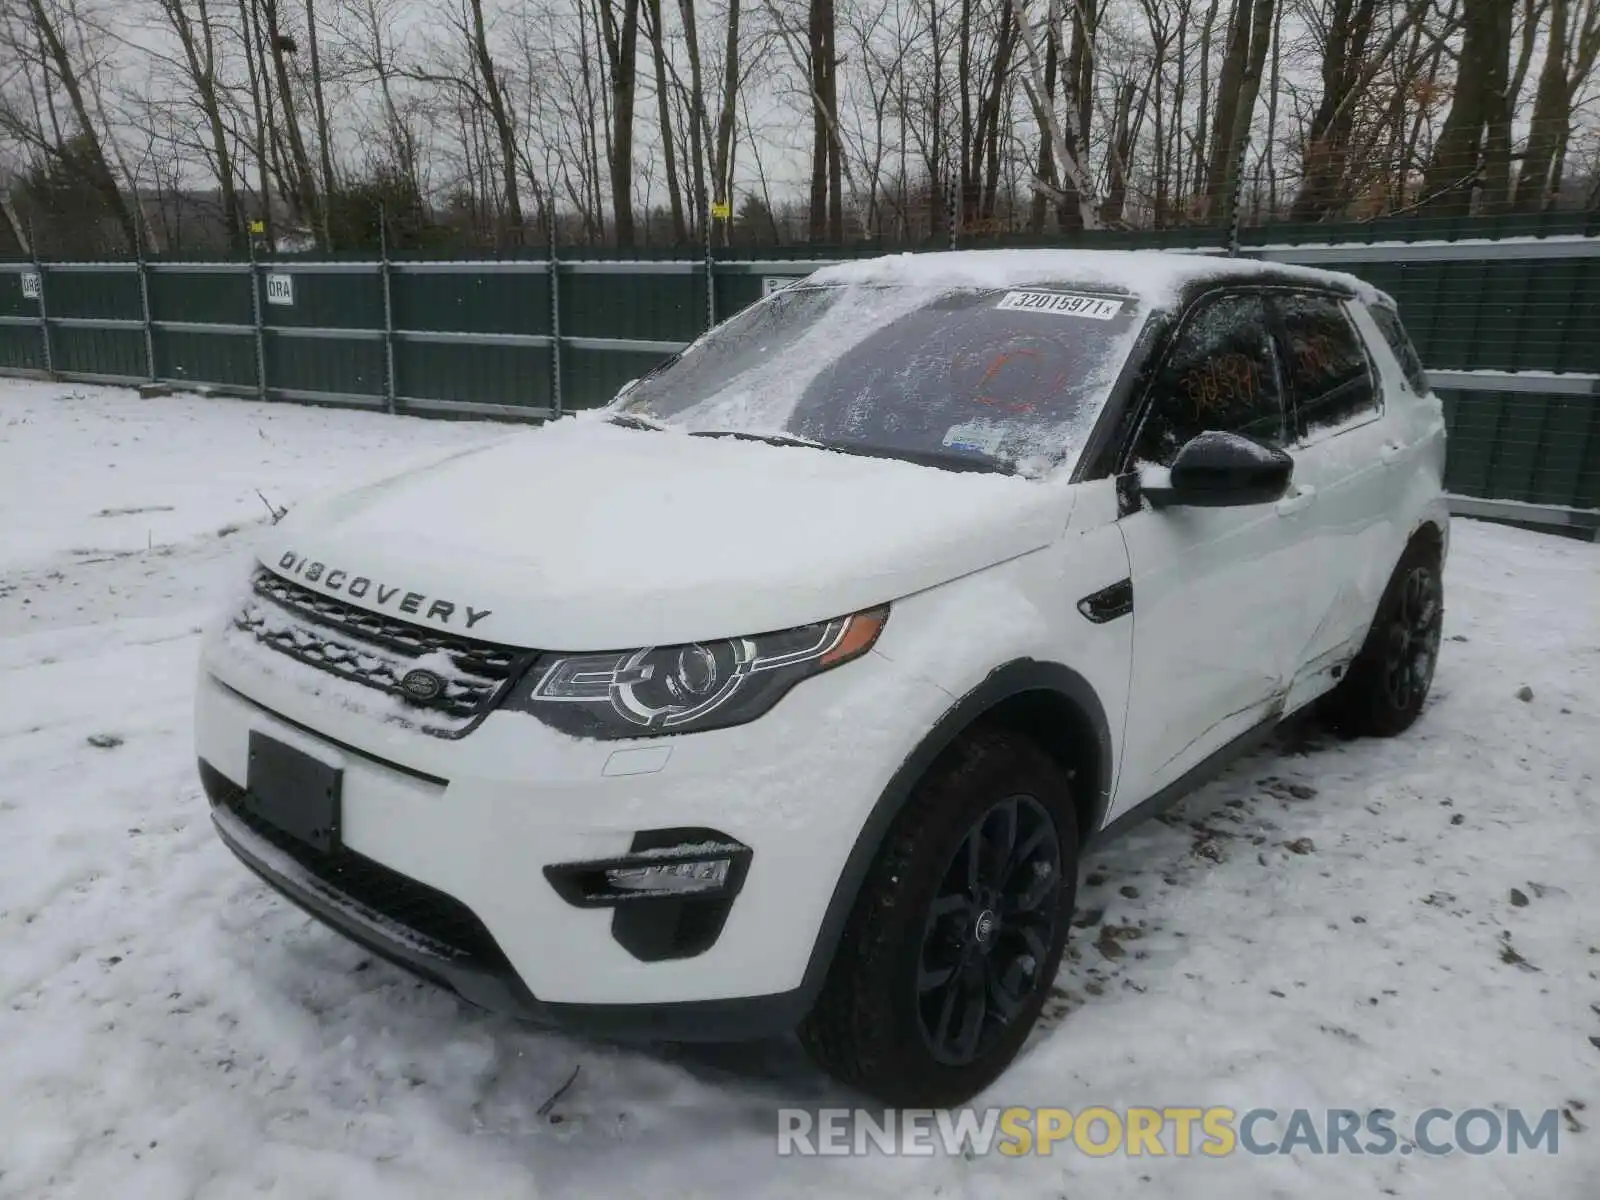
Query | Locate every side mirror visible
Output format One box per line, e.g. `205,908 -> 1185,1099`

1142,431 -> 1293,509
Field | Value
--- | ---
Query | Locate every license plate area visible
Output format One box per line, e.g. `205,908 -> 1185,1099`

244,732 -> 343,853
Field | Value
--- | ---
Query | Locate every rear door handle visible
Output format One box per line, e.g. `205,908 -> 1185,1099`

1379,440 -> 1405,465
1275,484 -> 1317,517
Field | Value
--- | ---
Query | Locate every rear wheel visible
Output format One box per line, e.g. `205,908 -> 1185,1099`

1325,540 -> 1444,737
798,729 -> 1077,1107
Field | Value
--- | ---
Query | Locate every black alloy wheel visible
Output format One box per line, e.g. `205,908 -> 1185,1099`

916,794 -> 1062,1066
1324,538 -> 1445,738
797,729 -> 1078,1107
1382,563 -> 1442,713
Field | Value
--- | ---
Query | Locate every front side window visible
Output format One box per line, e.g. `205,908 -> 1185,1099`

1275,293 -> 1378,435
1129,292 -> 1285,467
617,282 -> 1145,475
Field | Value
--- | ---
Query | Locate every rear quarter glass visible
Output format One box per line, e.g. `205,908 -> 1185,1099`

1367,303 -> 1430,393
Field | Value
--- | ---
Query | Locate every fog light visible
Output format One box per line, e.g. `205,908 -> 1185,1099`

606,858 -> 731,895
543,829 -> 752,914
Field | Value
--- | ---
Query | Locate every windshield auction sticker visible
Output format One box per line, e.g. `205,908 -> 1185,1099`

996,291 -> 1123,320
942,421 -> 1006,456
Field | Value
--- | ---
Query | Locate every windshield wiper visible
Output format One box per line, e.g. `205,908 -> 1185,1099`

856,445 -> 1017,475
688,429 -> 1017,476
687,429 -> 822,450
607,413 -> 670,432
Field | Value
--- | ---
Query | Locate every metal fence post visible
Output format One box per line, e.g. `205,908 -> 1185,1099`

548,209 -> 563,417
379,207 -> 397,415
247,236 -> 267,402
704,186 -> 717,330
136,240 -> 156,382
29,225 -> 53,378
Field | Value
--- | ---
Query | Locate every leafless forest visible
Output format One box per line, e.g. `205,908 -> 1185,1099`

1,0 -> 1597,255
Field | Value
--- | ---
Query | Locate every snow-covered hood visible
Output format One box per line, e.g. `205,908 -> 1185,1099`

255,418 -> 1070,650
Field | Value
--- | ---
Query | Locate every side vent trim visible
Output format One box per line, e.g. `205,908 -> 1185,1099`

1078,579 -> 1134,624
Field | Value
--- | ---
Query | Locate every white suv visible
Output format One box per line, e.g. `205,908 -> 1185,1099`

195,249 -> 1448,1106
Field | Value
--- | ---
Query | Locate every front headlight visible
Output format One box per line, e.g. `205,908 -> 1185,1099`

509,606 -> 888,738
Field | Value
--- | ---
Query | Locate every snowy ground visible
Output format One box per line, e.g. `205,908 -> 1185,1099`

1,380 -> 1596,1199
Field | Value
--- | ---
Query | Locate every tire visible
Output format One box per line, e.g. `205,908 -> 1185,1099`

797,728 -> 1078,1108
1324,538 -> 1444,738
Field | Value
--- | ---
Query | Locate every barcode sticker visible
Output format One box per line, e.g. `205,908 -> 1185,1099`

996,291 -> 1122,320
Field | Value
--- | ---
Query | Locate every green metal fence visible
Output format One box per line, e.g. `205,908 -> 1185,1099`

1,233 -> 1597,536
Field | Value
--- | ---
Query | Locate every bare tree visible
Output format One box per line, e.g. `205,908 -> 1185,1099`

0,0 -> 139,249
1289,0 -> 1434,221
762,0 -> 852,238
597,0 -> 641,244
304,0 -> 335,241
340,0 -> 426,197
1,0 -> 1593,257
461,0 -> 524,237
1202,0 -> 1274,225
1009,0 -> 1100,228
677,0 -> 709,237
147,0 -> 245,251
809,0 -> 843,239
256,0 -> 323,237
1516,0 -> 1600,208
712,0 -> 745,225
1099,74 -> 1142,225
641,0 -> 687,240
1419,0 -> 1515,213
237,0 -> 274,243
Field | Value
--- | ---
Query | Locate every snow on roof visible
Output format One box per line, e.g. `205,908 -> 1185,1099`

807,248 -> 1387,310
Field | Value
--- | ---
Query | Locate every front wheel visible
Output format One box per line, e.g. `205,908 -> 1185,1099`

1325,540 -> 1444,737
798,729 -> 1078,1107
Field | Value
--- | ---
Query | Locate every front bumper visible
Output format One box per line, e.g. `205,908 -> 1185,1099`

195,625 -> 954,1028
203,763 -> 812,1039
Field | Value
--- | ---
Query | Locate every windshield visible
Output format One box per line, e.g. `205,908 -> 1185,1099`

615,282 -> 1145,475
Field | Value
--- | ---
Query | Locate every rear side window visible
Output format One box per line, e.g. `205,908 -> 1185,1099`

1367,303 -> 1430,393
1275,293 -> 1378,436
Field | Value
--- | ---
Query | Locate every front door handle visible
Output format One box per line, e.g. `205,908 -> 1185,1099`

1274,484 -> 1317,517
1379,440 -> 1405,465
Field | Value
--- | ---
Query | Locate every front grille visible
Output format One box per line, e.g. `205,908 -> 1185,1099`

237,568 -> 534,736
205,765 -> 509,967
